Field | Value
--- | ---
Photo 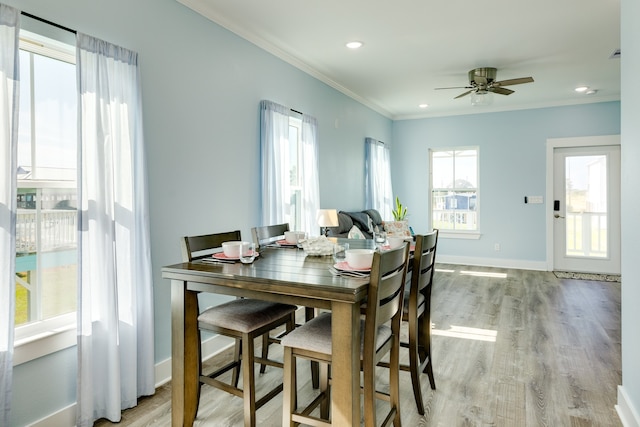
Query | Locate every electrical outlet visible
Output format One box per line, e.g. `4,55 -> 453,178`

494,243 -> 500,251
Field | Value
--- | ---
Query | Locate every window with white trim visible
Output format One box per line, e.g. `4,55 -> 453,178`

14,29 -> 78,348
287,116 -> 302,231
430,148 -> 479,232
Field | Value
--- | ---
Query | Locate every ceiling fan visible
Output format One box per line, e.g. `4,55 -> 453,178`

435,67 -> 534,99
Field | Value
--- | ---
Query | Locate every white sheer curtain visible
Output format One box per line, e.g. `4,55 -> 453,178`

365,137 -> 394,220
260,100 -> 320,235
76,33 -> 154,426
260,100 -> 290,226
299,114 -> 320,234
0,5 -> 19,425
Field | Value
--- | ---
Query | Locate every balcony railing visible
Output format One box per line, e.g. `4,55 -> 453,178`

565,211 -> 608,257
16,209 -> 77,254
433,210 -> 477,231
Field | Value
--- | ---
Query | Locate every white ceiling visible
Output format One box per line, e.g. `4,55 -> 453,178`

176,0 -> 620,120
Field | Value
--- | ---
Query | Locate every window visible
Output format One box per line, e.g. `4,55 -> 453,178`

260,100 -> 319,235
14,30 -> 77,345
430,148 -> 479,233
365,138 -> 394,220
287,116 -> 302,230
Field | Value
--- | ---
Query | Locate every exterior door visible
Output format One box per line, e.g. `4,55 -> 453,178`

552,145 -> 620,274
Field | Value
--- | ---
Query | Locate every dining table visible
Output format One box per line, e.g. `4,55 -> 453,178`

162,238 -> 377,427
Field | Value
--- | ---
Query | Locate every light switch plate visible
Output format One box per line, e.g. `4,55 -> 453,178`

528,196 -> 544,204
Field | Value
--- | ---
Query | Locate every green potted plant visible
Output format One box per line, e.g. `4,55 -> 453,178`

391,196 -> 407,221
387,197 -> 411,237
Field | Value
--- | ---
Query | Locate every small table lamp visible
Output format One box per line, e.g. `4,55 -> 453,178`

316,209 -> 339,236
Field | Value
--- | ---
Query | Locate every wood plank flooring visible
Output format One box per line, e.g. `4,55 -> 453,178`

94,264 -> 622,426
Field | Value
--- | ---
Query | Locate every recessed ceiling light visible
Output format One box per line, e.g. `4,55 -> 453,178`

575,86 -> 589,92
418,104 -> 429,108
345,41 -> 363,49
585,89 -> 598,95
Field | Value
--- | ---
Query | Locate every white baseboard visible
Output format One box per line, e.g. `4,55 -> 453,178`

27,335 -> 235,427
154,334 -> 235,387
617,385 -> 640,427
437,254 -> 548,271
27,403 -> 76,427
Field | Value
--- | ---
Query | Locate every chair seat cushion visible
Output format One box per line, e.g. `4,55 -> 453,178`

198,299 -> 297,333
281,312 -> 391,357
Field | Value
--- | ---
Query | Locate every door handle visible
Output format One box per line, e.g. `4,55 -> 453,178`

554,213 -> 565,219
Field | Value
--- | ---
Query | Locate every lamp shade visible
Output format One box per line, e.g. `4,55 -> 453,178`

316,209 -> 339,227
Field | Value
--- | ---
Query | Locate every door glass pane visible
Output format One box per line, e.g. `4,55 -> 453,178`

565,155 -> 607,258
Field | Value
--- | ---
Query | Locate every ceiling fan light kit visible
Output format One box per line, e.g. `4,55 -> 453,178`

471,90 -> 494,106
436,67 -> 534,105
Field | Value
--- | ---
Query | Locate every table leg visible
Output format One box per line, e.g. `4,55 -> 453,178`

330,301 -> 361,426
171,280 -> 199,427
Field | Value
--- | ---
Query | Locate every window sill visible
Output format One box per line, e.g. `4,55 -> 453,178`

438,231 -> 481,240
13,323 -> 76,366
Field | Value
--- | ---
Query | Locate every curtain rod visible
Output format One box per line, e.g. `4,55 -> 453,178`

367,137 -> 384,145
21,11 -> 76,35
290,108 -> 303,115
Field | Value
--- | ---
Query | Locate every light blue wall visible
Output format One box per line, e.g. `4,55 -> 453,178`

391,102 -> 621,264
6,0 -> 391,425
620,0 -> 640,421
13,347 -> 76,424
5,0 -> 636,426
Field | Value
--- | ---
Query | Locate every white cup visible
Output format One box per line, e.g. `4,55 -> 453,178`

222,241 -> 244,258
345,249 -> 375,269
387,236 -> 406,249
285,231 -> 306,244
239,242 -> 257,264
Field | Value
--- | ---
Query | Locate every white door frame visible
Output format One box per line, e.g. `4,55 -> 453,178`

545,135 -> 621,272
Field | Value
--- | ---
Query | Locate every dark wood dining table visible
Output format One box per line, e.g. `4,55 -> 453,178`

162,238 -> 376,426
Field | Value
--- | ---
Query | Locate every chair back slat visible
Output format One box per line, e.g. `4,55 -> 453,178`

251,223 -> 290,248
365,243 -> 411,340
181,230 -> 242,262
413,230 -> 438,294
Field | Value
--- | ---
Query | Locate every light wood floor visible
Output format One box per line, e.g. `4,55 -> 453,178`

95,264 -> 622,426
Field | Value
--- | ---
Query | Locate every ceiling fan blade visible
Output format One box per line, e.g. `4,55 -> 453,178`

454,90 -> 474,99
490,87 -> 515,96
434,86 -> 473,90
493,77 -> 534,87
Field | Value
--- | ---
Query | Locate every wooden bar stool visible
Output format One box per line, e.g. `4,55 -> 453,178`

251,223 -> 320,388
181,231 -> 297,427
379,230 -> 438,414
281,244 -> 411,427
